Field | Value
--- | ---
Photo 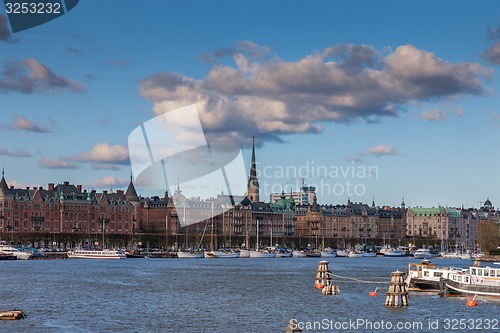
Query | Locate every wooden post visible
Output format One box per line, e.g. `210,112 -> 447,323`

385,270 -> 409,306
315,260 -> 340,295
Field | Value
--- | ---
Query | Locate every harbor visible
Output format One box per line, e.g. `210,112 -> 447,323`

1,256 -> 499,332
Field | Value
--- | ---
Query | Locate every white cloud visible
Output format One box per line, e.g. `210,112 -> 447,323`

86,176 -> 128,189
139,42 -> 490,146
421,109 -> 445,122
367,145 -> 397,157
38,157 -> 79,169
77,143 -> 129,165
0,58 -> 84,94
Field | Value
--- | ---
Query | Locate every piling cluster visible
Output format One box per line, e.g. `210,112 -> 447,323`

315,261 -> 340,296
385,270 -> 409,306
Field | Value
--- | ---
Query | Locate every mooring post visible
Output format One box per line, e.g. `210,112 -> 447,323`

385,270 -> 409,306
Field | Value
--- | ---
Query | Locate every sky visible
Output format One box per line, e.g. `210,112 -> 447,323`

1,0 -> 500,209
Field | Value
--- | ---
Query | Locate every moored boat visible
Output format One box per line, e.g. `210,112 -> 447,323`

443,264 -> 500,297
413,248 -> 433,259
321,250 -> 337,257
0,245 -> 31,260
305,250 -> 321,258
335,250 -> 348,257
407,259 -> 463,291
347,250 -> 364,258
384,248 -> 406,257
125,250 -> 145,258
363,251 -> 377,257
67,249 -> 126,259
0,310 -> 26,320
177,250 -> 204,258
291,250 -> 306,258
249,249 -> 276,258
204,249 -> 240,258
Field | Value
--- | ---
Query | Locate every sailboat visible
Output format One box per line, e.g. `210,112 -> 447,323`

204,202 -> 240,258
250,218 -> 276,258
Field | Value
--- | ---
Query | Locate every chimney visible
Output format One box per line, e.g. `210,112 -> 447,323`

103,190 -> 108,194
48,183 -> 54,191
63,181 -> 69,186
117,190 -> 124,195
77,185 -> 82,192
39,186 -> 43,190
26,187 -> 29,190
10,186 -> 13,189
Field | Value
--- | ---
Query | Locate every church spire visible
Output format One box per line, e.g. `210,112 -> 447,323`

125,174 -> 139,202
247,137 -> 260,202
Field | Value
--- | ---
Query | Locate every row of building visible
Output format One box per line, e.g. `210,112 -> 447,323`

0,140 -> 498,249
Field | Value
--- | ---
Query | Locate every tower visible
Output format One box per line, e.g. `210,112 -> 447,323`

247,137 -> 260,202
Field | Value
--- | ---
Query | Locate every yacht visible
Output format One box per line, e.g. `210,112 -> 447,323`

291,250 -> 306,258
0,245 -> 31,260
444,264 -> 500,297
407,259 -> 463,291
384,248 -> 406,257
176,250 -> 204,258
249,249 -> 276,258
204,249 -> 240,258
413,248 -> 433,259
67,249 -> 126,259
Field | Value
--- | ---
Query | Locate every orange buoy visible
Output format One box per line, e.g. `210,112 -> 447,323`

466,295 -> 478,307
316,283 -> 324,289
369,291 -> 378,297
466,300 -> 477,307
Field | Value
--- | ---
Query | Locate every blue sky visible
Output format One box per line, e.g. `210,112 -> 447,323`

1,1 -> 500,208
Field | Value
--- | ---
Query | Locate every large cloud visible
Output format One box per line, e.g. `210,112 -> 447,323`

0,58 -> 84,94
139,42 -> 491,146
76,143 -> 129,165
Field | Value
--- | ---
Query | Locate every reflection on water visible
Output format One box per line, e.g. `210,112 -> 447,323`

0,257 -> 498,332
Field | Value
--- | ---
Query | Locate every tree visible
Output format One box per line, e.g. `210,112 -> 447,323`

476,220 -> 500,254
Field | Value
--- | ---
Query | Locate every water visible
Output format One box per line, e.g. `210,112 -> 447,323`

0,257 -> 498,332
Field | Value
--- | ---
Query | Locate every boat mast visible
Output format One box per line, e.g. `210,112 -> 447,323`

210,201 -> 215,251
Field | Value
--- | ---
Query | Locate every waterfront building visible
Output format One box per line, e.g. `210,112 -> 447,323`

270,180 -> 316,206
406,206 -> 474,249
0,172 -> 135,247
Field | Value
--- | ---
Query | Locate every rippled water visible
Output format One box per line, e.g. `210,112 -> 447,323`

0,257 -> 498,332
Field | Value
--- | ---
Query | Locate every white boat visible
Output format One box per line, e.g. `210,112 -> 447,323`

444,264 -> 500,297
384,248 -> 406,257
459,253 -> 471,260
335,250 -> 348,257
204,250 -> 240,258
239,249 -> 250,258
292,250 -> 306,258
249,250 -> 276,258
177,250 -> 204,258
407,259 -> 463,291
67,249 -> 126,259
347,250 -> 364,258
440,252 -> 459,259
413,248 -> 433,259
0,245 -> 31,260
321,250 -> 337,257
363,251 -> 377,257
276,250 -> 292,258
